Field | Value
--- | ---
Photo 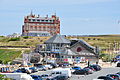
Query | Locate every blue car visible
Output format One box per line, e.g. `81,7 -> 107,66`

29,67 -> 38,73
31,75 -> 43,80
12,69 -> 22,73
72,66 -> 81,70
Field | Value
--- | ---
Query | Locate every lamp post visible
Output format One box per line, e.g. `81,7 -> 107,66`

95,46 -> 100,64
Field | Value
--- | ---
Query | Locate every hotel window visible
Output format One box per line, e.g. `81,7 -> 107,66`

39,27 -> 41,30
35,26 -> 37,30
43,27 -> 46,30
37,19 -> 40,22
32,19 -> 35,22
30,26 -> 33,30
29,19 -> 31,22
46,20 -> 48,22
41,20 -> 44,22
50,20 -> 52,23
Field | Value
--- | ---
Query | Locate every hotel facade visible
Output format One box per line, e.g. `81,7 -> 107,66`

22,13 -> 60,36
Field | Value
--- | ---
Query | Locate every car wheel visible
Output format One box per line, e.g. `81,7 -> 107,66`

43,69 -> 46,71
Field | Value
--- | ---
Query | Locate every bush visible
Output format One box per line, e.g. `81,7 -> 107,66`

0,60 -> 3,64
23,36 -> 29,39
8,37 -> 20,41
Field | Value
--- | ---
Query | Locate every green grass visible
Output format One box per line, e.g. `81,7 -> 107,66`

0,35 -> 120,50
0,49 -> 22,63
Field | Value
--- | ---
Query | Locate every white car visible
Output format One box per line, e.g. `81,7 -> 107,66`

44,65 -> 53,69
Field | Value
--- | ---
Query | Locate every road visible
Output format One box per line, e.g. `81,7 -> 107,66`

31,67 -> 120,80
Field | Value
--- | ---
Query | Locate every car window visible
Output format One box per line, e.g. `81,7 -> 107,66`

56,72 -> 61,74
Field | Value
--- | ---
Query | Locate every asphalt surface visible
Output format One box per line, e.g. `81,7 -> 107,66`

31,67 -> 120,80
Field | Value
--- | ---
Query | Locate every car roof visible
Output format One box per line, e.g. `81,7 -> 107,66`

98,76 -> 113,79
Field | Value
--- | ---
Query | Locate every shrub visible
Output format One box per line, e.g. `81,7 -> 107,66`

23,36 -> 29,39
8,37 -> 20,41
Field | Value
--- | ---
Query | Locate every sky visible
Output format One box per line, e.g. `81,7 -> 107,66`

0,0 -> 120,35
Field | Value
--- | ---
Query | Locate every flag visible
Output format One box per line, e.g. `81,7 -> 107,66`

118,20 -> 120,24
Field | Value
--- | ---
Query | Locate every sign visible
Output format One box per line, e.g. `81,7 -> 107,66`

77,47 -> 82,52
23,54 -> 29,62
64,59 -> 68,61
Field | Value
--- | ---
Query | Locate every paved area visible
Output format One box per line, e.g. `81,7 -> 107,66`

70,67 -> 120,80
31,66 -> 120,80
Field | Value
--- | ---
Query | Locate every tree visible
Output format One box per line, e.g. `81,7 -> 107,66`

0,60 -> 3,64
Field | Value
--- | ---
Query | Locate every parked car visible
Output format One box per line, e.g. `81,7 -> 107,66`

72,66 -> 81,70
89,64 -> 101,71
97,76 -> 114,80
117,62 -> 120,67
40,74 -> 49,80
54,74 -> 68,80
49,63 -> 58,68
58,63 -> 70,67
72,69 -> 90,75
44,65 -> 53,69
83,68 -> 94,74
36,65 -> 46,71
29,67 -> 38,73
84,67 -> 95,71
51,68 -> 71,78
12,69 -> 22,73
31,75 -> 43,80
116,72 -> 120,75
107,74 -> 120,80
46,74 -> 68,80
13,68 -> 31,74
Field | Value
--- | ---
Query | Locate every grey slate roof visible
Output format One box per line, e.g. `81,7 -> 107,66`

45,34 -> 71,44
70,39 -> 96,54
62,48 -> 77,55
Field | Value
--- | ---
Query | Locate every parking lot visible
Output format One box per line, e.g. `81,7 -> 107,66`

31,67 -> 120,80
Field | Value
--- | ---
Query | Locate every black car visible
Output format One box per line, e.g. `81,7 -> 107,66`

117,62 -> 120,67
46,75 -> 68,80
72,69 -> 90,75
107,74 -> 120,80
31,75 -> 43,80
89,64 -> 101,71
54,75 -> 68,80
97,76 -> 114,80
116,72 -> 120,75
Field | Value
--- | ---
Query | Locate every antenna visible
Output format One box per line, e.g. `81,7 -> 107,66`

30,10 -> 33,16
55,10 -> 56,16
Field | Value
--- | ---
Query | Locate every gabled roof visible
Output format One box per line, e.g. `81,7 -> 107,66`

45,34 -> 71,44
70,39 -> 96,54
62,48 -> 77,55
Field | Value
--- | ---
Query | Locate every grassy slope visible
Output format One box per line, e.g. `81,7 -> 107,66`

67,35 -> 120,49
0,35 -> 120,63
0,36 -> 50,47
0,35 -> 120,49
0,49 -> 21,63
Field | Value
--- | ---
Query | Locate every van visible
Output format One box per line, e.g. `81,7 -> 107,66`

51,68 -> 71,78
0,73 -> 34,80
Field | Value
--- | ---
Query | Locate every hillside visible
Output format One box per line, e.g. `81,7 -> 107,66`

0,49 -> 22,64
0,35 -> 120,50
0,35 -> 120,63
